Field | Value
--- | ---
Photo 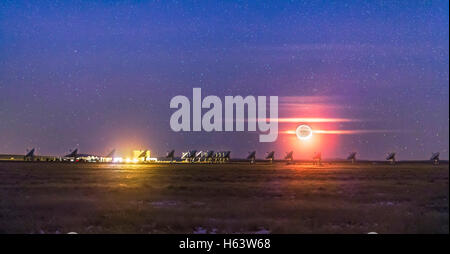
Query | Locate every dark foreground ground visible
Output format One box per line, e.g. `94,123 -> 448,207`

0,161 -> 448,234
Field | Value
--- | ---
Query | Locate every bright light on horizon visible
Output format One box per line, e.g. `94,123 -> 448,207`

277,117 -> 360,123
296,124 -> 313,140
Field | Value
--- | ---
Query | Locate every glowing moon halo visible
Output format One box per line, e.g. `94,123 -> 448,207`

296,124 -> 313,140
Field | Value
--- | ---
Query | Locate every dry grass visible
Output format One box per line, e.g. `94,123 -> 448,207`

0,162 -> 448,234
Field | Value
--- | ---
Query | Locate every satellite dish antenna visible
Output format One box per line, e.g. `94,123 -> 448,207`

313,152 -> 322,166
386,152 -> 396,165
166,150 -> 175,163
65,149 -> 78,158
25,148 -> 35,161
204,150 -> 214,163
284,151 -> 294,164
265,151 -> 275,164
223,151 -> 231,163
247,151 -> 256,164
105,149 -> 116,158
430,152 -> 440,165
347,152 -> 357,164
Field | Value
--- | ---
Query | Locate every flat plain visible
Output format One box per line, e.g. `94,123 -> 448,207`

0,161 -> 448,234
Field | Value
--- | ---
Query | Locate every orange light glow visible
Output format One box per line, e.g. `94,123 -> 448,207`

277,117 -> 359,123
276,96 -> 350,159
282,129 -> 401,135
277,131 -> 337,160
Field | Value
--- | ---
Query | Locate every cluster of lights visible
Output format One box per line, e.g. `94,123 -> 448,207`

112,157 -> 157,163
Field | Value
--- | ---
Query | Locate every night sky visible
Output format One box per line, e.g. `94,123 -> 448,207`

0,1 -> 448,160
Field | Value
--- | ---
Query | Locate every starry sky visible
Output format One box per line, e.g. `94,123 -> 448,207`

0,1 -> 448,160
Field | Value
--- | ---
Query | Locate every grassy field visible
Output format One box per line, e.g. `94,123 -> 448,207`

0,161 -> 448,234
